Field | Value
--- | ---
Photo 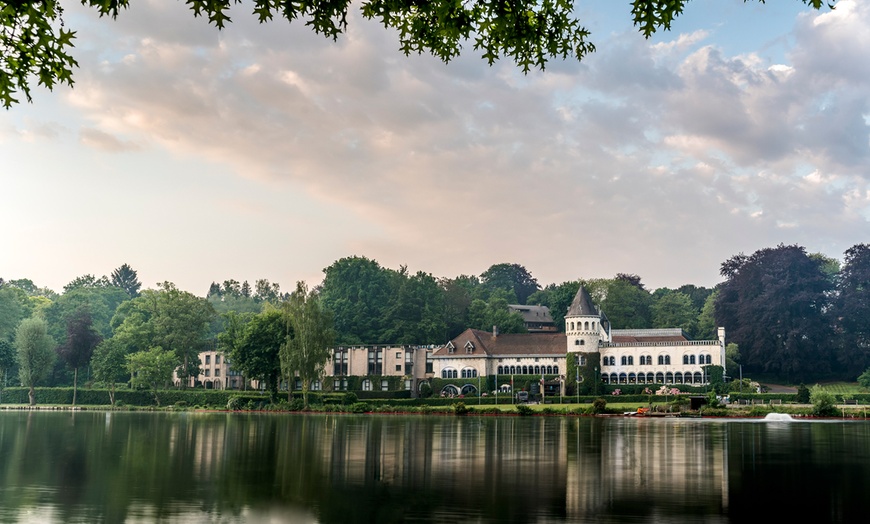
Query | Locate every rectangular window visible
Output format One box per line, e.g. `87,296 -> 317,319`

381,380 -> 389,391
396,352 -> 401,359
425,351 -> 433,373
215,355 -> 220,365
396,364 -> 401,372
215,368 -> 220,376
334,349 -> 348,376
363,380 -> 372,391
205,369 -> 210,377
368,348 -> 383,375
405,379 -> 412,390
205,355 -> 211,365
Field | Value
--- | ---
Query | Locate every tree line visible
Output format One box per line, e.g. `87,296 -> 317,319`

1,242 -> 869,404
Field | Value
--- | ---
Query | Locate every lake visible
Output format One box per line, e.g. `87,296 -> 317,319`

0,411 -> 868,523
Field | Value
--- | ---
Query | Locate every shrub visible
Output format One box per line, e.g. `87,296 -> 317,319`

350,402 -> 370,413
342,392 -> 358,405
796,384 -> 810,403
811,385 -> 838,417
453,402 -> 469,415
591,398 -> 607,414
515,404 -> 534,416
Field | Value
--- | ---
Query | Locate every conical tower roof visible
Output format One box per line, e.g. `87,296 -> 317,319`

566,286 -> 598,316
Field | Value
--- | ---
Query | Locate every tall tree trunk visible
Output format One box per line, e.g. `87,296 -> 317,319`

28,385 -> 35,406
72,367 -> 78,406
108,383 -> 115,407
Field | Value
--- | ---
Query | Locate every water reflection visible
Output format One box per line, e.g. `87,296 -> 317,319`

1,412 -> 869,522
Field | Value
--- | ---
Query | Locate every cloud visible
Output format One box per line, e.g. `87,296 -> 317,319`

31,0 -> 870,289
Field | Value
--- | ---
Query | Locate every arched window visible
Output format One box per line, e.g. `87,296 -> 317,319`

683,355 -> 689,365
601,374 -> 609,384
665,372 -> 674,383
584,321 -> 589,330
546,366 -> 553,374
621,356 -> 627,365
534,366 -> 541,374
554,366 -> 559,374
497,366 -> 503,374
627,356 -> 634,365
610,373 -> 618,384
674,373 -> 683,384
705,355 -> 712,364
570,322 -> 575,330
665,355 -> 671,365
592,322 -> 596,330
580,339 -> 585,345
575,339 -> 580,345
658,355 -> 664,365
628,373 -> 637,384
510,366 -> 516,374
694,372 -> 703,383
690,355 -> 696,365
522,366 -> 528,374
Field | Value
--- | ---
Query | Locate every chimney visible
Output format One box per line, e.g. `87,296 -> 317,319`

493,325 -> 498,337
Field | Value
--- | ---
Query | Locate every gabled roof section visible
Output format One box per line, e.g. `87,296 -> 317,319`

566,286 -> 598,317
432,328 -> 566,357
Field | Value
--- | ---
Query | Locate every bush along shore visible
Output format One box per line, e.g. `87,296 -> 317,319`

3,387 -> 870,418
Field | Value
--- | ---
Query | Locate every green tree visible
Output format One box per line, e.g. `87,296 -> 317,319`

695,291 -> 718,340
382,271 -> 446,344
57,308 -> 102,405
651,291 -> 697,334
467,290 -> 526,334
226,309 -> 286,401
0,285 -> 31,341
91,338 -> 128,406
126,346 -> 179,406
111,283 -> 214,386
591,277 -> 652,329
15,317 -> 56,406
0,339 -> 16,401
111,263 -> 142,298
480,263 -> 540,305
320,256 -> 393,344
281,282 -> 335,408
63,274 -> 111,293
1,1 -> 835,108
858,369 -> 870,390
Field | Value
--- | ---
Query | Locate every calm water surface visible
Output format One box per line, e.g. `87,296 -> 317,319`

0,411 -> 868,523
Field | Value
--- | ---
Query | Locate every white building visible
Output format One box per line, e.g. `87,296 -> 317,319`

432,286 -> 725,394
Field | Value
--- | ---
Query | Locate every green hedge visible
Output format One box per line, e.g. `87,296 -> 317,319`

0,387 -> 269,407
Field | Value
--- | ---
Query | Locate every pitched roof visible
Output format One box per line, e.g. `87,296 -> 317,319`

433,328 -> 566,357
566,286 -> 597,316
508,304 -> 554,324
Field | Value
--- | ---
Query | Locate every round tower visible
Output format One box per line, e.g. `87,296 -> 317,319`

565,286 -> 601,354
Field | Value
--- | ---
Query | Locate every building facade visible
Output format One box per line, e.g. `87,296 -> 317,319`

431,286 -> 725,395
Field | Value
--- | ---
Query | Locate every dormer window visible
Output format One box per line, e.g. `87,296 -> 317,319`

446,341 -> 455,354
464,341 -> 474,354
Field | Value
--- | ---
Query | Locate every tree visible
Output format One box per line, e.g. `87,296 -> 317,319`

382,271 -> 447,344
1,1 -> 835,109
480,263 -> 540,305
15,317 -> 56,406
0,339 -> 16,401
63,274 -> 110,293
91,337 -> 128,406
0,285 -> 31,341
226,309 -> 286,401
111,263 -> 142,298
57,308 -> 102,405
833,244 -> 870,377
715,244 -> 834,382
320,256 -> 393,344
281,282 -> 335,408
651,291 -> 697,334
467,290 -> 526,334
110,283 -> 214,385
126,346 -> 179,406
592,277 -> 653,329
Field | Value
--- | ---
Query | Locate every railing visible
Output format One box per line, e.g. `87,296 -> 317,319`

601,340 -> 719,348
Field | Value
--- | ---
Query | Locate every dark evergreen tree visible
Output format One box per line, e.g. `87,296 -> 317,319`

111,263 -> 142,298
715,244 -> 834,382
833,244 -> 870,377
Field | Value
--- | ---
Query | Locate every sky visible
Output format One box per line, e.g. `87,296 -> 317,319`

2,0 -> 868,296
